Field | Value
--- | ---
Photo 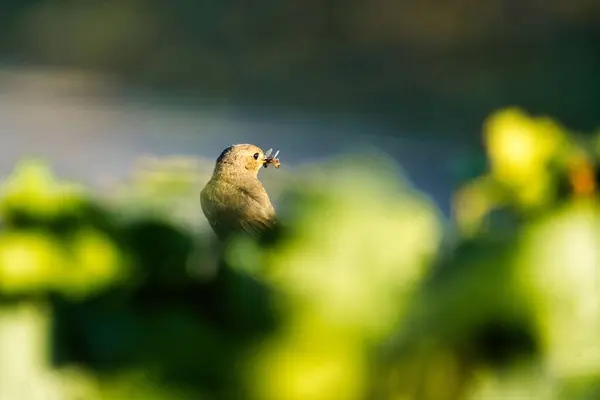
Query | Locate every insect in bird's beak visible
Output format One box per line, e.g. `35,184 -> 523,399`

263,148 -> 281,169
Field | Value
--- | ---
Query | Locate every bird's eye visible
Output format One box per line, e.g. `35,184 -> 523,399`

253,153 -> 260,160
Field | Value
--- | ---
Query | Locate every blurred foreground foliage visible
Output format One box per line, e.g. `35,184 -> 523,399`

0,107 -> 599,399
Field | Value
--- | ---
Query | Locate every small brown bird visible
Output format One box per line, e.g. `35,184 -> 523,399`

201,144 -> 280,241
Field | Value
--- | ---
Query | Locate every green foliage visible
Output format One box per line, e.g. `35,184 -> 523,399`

0,159 -> 128,300
0,108 -> 599,399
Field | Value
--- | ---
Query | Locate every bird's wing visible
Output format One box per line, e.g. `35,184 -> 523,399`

233,186 -> 277,238
238,196 -> 277,238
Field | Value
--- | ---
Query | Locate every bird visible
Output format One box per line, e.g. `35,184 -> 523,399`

201,144 -> 280,242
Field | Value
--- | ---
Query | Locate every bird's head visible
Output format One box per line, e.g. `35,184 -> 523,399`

213,144 -> 280,177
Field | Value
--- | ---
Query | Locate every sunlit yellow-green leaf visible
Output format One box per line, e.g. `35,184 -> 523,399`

254,156 -> 442,341
517,198 -> 600,378
484,108 -> 566,207
58,229 -> 127,300
0,232 -> 63,295
245,325 -> 366,400
0,159 -> 86,219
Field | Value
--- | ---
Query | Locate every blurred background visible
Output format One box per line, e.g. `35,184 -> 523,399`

0,1 -> 599,399
2,0 -> 599,214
